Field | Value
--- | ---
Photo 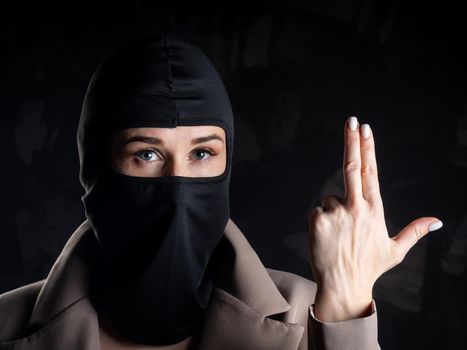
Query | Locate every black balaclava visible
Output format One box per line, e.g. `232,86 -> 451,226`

77,35 -> 234,345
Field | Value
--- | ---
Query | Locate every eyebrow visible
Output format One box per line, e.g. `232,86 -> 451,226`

119,134 -> 224,146
191,134 -> 224,145
119,136 -> 163,146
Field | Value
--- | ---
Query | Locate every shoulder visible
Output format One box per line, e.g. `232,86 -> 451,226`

267,268 -> 317,307
0,280 -> 44,341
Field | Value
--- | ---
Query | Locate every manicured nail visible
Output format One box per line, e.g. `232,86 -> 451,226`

361,124 -> 371,139
348,116 -> 358,131
428,221 -> 443,232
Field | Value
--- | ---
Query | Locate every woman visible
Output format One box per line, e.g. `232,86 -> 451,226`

0,35 -> 442,350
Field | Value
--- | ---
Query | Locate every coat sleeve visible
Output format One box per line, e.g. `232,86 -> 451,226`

266,269 -> 381,350
307,300 -> 381,350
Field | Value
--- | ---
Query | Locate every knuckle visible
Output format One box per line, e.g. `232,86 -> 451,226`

308,207 -> 323,221
361,141 -> 374,151
361,164 -> 378,177
348,205 -> 362,219
321,195 -> 344,212
309,211 -> 328,229
413,226 -> 423,242
315,215 -> 327,228
348,132 -> 360,143
345,196 -> 361,210
344,161 -> 361,173
346,201 -> 370,221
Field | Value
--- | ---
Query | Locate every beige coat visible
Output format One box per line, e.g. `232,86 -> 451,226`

0,219 -> 380,349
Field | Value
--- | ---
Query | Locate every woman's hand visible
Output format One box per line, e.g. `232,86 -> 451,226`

307,116 -> 443,322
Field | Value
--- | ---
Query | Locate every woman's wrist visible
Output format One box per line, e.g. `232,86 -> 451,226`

313,283 -> 373,322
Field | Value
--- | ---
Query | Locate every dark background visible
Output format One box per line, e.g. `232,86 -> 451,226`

1,1 -> 466,349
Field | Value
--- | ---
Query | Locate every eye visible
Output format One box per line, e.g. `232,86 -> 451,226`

192,149 -> 212,161
135,150 -> 159,162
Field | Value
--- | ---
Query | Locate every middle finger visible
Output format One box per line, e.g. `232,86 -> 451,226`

359,123 -> 382,205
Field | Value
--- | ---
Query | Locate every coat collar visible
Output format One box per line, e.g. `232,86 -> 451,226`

26,219 -> 302,350
29,220 -> 99,328
213,219 -> 291,317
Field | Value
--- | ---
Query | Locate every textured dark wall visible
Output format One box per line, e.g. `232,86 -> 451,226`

0,1 -> 466,349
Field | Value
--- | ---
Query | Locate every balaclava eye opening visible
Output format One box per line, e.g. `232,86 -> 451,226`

77,34 -> 234,345
106,125 -> 228,179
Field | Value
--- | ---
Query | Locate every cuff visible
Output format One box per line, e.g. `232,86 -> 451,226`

308,300 -> 380,350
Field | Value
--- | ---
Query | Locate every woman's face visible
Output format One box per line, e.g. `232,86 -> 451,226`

110,125 -> 227,178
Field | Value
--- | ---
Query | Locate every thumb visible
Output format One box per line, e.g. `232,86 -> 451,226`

392,217 -> 443,261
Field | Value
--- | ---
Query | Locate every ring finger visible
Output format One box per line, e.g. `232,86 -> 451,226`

321,195 -> 342,212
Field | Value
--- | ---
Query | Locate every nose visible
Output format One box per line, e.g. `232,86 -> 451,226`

163,159 -> 186,177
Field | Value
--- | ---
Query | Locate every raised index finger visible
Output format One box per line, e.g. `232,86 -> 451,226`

343,116 -> 362,203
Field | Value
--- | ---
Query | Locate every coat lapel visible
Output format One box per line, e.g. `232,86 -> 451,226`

199,219 -> 304,350
28,220 -> 97,329
1,220 -> 101,350
3,298 -> 101,350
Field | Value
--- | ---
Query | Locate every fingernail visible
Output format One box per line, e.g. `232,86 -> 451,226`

361,124 -> 371,139
348,116 -> 358,131
428,221 -> 443,232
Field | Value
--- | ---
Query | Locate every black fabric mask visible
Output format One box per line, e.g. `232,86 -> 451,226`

77,35 -> 234,345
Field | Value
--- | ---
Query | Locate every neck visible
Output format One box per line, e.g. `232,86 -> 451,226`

98,312 -> 199,350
